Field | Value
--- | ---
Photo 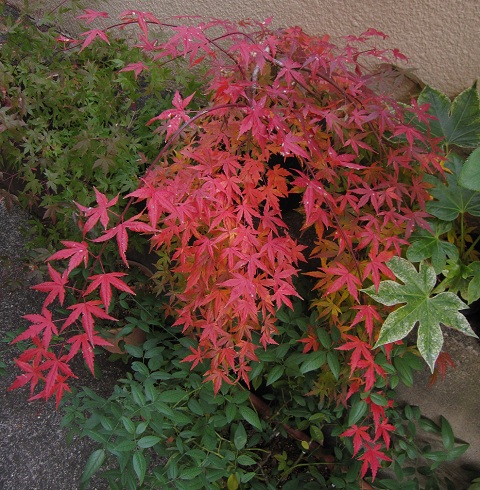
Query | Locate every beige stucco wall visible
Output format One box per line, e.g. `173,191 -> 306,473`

9,0 -> 480,97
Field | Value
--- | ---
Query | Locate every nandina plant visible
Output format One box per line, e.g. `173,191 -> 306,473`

8,7 -> 448,481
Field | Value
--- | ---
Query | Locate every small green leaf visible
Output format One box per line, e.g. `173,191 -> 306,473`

226,403 -> 237,423
369,392 -> 388,407
239,406 -> 262,431
227,473 -> 239,490
327,351 -> 340,380
137,435 -> 161,448
131,384 -> 146,407
234,423 -> 247,450
81,449 -> 105,484
161,390 -> 187,403
467,262 -> 480,303
236,454 -> 256,466
419,417 -> 441,433
299,351 -> 326,374
187,398 -> 204,416
440,416 -> 455,450
121,416 -> 135,434
266,365 -> 285,386
446,443 -> 469,460
348,399 -> 368,426
115,439 -> 137,452
133,451 -> 146,486
310,425 -> 324,444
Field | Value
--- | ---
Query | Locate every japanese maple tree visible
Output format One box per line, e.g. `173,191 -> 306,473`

8,8 -> 445,479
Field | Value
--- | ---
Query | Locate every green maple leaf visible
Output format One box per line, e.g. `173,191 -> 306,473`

363,256 -> 477,372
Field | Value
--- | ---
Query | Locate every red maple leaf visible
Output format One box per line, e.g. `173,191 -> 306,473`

146,91 -> 195,140
84,272 -> 135,310
182,345 -> 205,369
67,331 -> 112,374
47,240 -> 89,275
298,327 -> 320,353
358,443 -> 392,480
8,359 -> 45,395
63,300 -> 117,344
336,335 -> 373,376
350,305 -> 383,342
119,61 -> 150,79
79,29 -> 110,51
31,263 -> 68,306
13,308 -> 59,348
75,188 -> 119,235
38,352 -> 77,400
322,264 -> 362,302
204,367 -> 233,394
374,417 -> 396,449
92,221 -> 130,266
340,424 -> 372,456
77,9 -> 109,23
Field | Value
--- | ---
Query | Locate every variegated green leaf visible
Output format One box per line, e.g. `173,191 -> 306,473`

363,257 -> 477,372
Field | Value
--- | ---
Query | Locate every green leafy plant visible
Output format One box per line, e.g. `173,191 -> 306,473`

63,288 -> 466,489
0,2 -> 202,250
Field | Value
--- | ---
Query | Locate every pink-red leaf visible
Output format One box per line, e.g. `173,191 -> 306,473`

84,272 -> 135,309
79,29 -> 110,51
47,241 -> 89,275
31,263 -> 68,306
63,300 -> 117,344
77,9 -> 109,23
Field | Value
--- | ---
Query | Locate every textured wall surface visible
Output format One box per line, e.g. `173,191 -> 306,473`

8,0 -> 480,96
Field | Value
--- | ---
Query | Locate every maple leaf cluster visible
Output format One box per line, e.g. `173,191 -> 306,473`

10,9 -> 445,478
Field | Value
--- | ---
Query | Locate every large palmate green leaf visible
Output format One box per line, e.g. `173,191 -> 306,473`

459,147 -> 480,191
425,154 -> 480,220
406,220 -> 459,274
417,83 -> 480,148
363,257 -> 477,372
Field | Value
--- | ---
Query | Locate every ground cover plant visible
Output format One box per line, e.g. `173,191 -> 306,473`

2,3 -> 477,488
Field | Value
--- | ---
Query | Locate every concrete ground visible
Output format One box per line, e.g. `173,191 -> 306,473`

395,328 -> 480,488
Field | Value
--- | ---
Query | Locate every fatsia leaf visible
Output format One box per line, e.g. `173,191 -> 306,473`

425,155 -> 480,220
363,257 -> 477,371
417,82 -> 480,148
459,147 -> 480,191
